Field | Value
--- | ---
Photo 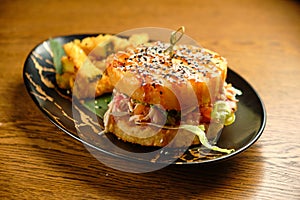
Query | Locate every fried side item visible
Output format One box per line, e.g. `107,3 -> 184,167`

55,34 -> 149,99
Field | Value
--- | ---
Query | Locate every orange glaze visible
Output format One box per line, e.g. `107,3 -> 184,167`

106,41 -> 228,111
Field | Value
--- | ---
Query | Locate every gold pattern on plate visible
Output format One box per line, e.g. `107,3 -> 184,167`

25,72 -> 54,102
43,41 -> 53,57
31,55 -> 55,88
73,103 -> 102,134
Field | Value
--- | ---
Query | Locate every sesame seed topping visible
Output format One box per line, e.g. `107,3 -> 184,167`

113,41 -> 224,85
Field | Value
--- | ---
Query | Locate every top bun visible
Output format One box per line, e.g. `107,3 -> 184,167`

106,41 -> 228,110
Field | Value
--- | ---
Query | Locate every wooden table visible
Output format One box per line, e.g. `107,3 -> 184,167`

1,0 -> 299,199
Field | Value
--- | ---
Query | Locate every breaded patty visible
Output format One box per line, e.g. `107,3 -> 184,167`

106,41 -> 227,110
106,115 -> 201,147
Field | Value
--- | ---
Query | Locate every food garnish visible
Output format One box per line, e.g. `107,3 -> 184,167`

49,39 -> 65,75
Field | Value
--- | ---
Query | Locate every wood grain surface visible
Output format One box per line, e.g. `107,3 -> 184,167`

1,0 -> 300,199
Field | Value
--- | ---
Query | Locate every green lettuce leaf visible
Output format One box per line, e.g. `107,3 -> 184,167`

180,125 -> 235,154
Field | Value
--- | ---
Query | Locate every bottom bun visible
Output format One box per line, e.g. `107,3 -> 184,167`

106,115 -> 202,148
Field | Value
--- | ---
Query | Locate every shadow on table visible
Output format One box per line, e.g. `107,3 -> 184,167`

83,144 -> 264,199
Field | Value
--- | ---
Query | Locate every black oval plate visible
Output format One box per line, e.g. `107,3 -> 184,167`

23,34 -> 266,165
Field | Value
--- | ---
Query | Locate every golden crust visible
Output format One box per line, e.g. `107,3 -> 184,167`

73,72 -> 114,99
106,115 -> 201,147
106,43 -> 228,110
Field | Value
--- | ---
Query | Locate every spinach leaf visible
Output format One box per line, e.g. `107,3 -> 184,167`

49,39 -> 65,74
83,94 -> 112,118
